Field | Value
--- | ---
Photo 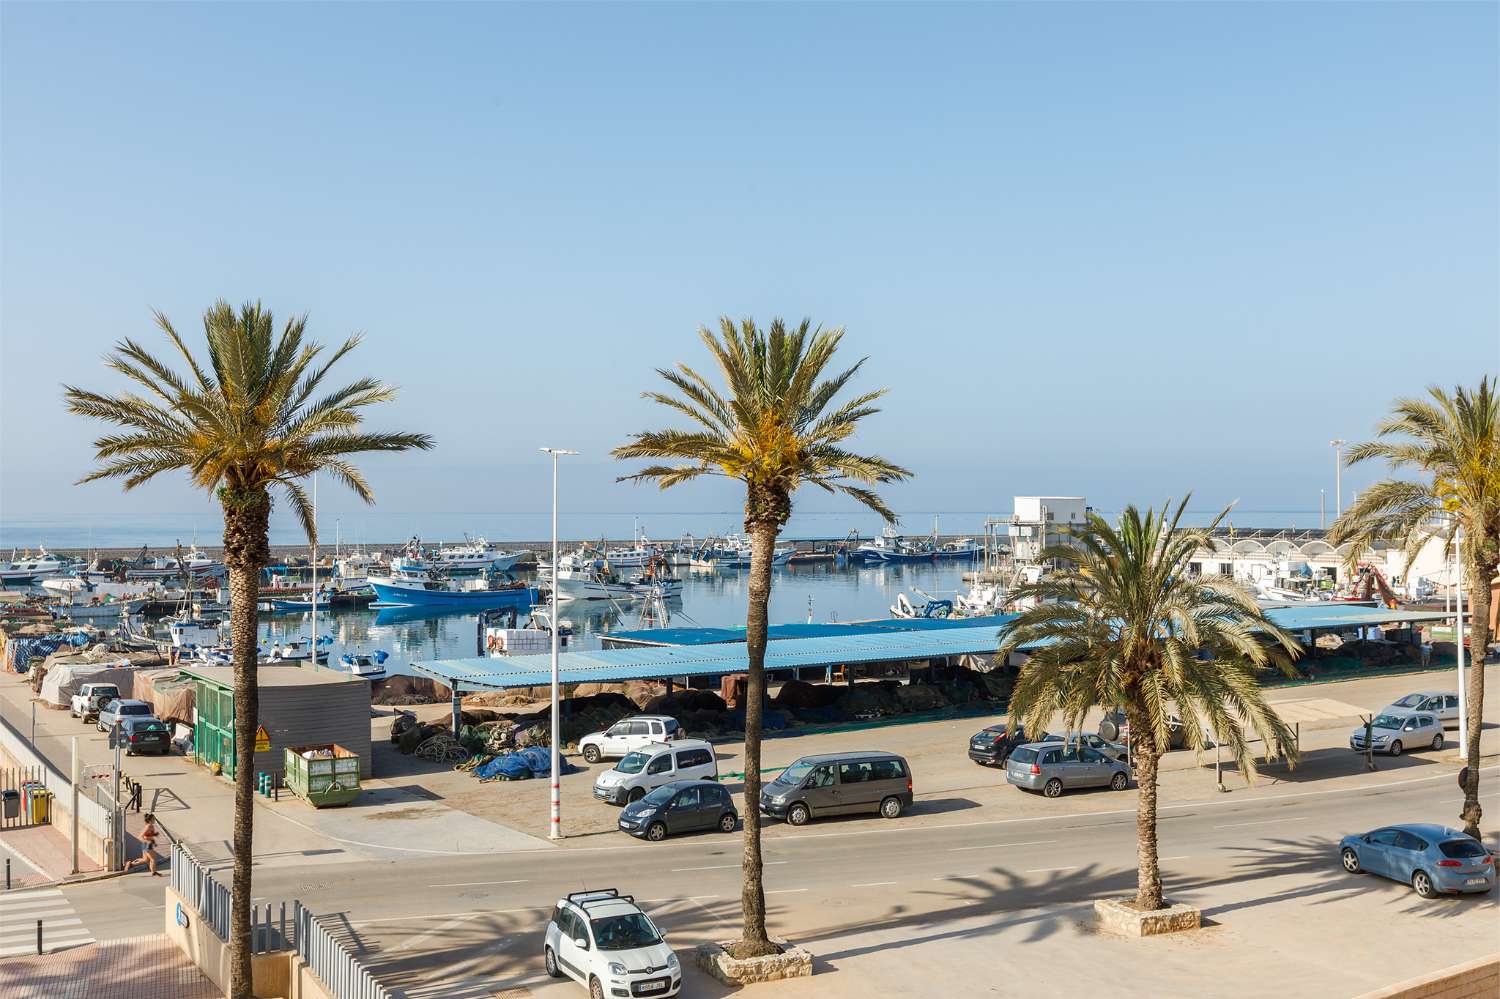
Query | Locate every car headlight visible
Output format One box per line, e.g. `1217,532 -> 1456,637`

609,962 -> 627,976
668,952 -> 680,968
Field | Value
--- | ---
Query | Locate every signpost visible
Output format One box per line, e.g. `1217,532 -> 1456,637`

253,725 -> 271,752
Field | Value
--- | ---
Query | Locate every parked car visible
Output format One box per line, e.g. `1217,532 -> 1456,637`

70,682 -> 120,720
1098,708 -> 1186,750
593,740 -> 718,805
119,716 -> 171,756
578,715 -> 682,764
1006,741 -> 1132,797
544,889 -> 681,997
97,699 -> 154,733
760,751 -> 912,826
618,780 -> 738,841
1349,710 -> 1444,756
1339,824 -> 1494,897
1052,731 -> 1128,762
968,723 -> 1052,766
1386,692 -> 1460,726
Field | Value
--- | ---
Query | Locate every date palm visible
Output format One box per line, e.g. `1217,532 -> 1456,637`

997,499 -> 1301,911
1329,378 -> 1498,837
614,316 -> 909,956
65,301 -> 431,999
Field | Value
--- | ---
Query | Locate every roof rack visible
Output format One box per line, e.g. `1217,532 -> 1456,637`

567,889 -> 634,906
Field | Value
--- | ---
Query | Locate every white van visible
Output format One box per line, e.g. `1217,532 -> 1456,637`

579,715 -> 682,764
593,740 -> 718,805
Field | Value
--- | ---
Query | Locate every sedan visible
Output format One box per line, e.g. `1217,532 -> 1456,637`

1340,824 -> 1494,897
967,723 -> 1050,766
1386,692 -> 1459,726
120,716 -> 172,756
1349,711 -> 1444,756
617,779 -> 738,842
1006,741 -> 1132,798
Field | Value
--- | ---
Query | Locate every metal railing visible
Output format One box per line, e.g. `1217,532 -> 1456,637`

1,764 -> 47,829
295,901 -> 390,999
169,841 -> 291,954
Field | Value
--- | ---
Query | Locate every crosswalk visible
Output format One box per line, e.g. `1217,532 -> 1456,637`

0,887 -> 95,957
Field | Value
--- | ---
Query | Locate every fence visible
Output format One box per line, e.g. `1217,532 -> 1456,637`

0,706 -> 113,866
169,841 -> 291,955
295,901 -> 391,999
0,764 -> 50,828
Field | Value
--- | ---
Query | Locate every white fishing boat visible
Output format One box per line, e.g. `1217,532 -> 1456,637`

123,545 -> 224,580
271,636 -> 333,664
548,555 -> 683,601
340,650 -> 388,679
686,534 -> 794,569
935,538 -> 982,559
890,592 -> 954,619
953,581 -> 1007,617
169,618 -> 224,650
434,537 -> 527,572
49,591 -> 151,622
0,547 -> 70,584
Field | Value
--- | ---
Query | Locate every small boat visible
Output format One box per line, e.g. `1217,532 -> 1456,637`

686,535 -> 793,569
341,650 -> 389,679
267,593 -> 332,612
169,618 -> 224,650
367,575 -> 540,610
0,547 -> 71,584
856,528 -> 936,564
890,592 -> 954,619
49,596 -> 150,622
935,538 -> 982,559
272,636 -> 333,664
123,545 -> 224,580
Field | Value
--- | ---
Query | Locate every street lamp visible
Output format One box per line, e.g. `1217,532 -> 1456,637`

1329,439 -> 1346,518
1319,489 -> 1325,531
539,447 -> 577,840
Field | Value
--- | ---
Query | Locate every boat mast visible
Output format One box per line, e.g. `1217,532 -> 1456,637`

311,475 -> 318,664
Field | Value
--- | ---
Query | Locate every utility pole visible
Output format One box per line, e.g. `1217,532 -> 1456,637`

1319,489 -> 1326,530
1329,439 -> 1346,517
540,447 -> 578,841
70,736 -> 79,875
1455,526 -> 1467,752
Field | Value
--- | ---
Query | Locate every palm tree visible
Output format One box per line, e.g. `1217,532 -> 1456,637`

65,302 -> 432,998
997,499 -> 1301,911
614,316 -> 909,957
1329,378 -> 1498,837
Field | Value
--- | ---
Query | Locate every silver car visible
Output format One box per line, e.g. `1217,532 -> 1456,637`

1006,741 -> 1132,798
1386,692 -> 1459,726
1053,731 -> 1128,762
1349,710 -> 1444,756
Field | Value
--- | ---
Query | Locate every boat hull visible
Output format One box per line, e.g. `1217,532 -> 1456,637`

369,579 -> 539,609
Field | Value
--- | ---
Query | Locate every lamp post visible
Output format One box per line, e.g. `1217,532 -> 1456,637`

1329,439 -> 1346,517
1319,489 -> 1325,531
539,447 -> 577,840
1454,525 -> 1467,752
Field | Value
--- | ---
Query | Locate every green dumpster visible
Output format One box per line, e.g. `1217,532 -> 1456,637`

284,743 -> 362,807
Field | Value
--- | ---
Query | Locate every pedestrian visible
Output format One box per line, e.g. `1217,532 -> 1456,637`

1420,639 -> 1433,667
123,812 -> 162,876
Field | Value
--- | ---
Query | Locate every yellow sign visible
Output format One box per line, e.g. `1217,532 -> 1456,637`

253,725 -> 271,752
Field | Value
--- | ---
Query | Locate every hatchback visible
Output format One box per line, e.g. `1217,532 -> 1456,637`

1006,741 -> 1132,797
544,889 -> 681,997
97,699 -> 154,733
617,780 -> 737,841
1386,692 -> 1460,726
1339,824 -> 1494,897
1348,710 -> 1444,756
967,723 -> 1050,766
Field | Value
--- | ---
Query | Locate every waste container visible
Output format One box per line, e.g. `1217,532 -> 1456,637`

1,788 -> 18,819
283,744 -> 361,808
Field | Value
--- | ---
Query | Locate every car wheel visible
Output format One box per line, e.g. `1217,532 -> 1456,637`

1412,870 -> 1437,899
1389,741 -> 1403,757
1110,771 -> 1129,791
646,822 -> 667,842
718,812 -> 737,833
590,976 -> 606,999
582,745 -> 601,764
544,946 -> 561,978
1431,734 -> 1444,751
787,802 -> 810,826
628,787 -> 646,803
880,796 -> 903,819
1341,848 -> 1362,874
1043,778 -> 1064,798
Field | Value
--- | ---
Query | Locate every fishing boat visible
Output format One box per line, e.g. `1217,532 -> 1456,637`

434,537 -> 527,572
271,636 -> 333,664
0,547 -> 71,584
169,618 -> 224,650
267,593 -> 332,612
368,575 -> 540,610
49,594 -> 150,622
856,528 -> 935,563
551,567 -> 683,601
935,538 -> 982,559
890,592 -> 954,619
123,545 -> 225,580
953,581 -> 1007,617
340,650 -> 389,679
686,535 -> 794,569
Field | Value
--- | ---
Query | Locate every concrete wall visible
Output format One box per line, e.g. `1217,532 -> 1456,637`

1356,954 -> 1500,999
162,884 -> 291,998
0,711 -> 112,867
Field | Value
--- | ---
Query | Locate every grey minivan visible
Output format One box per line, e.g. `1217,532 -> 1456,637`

1006,741 -> 1132,797
759,751 -> 912,826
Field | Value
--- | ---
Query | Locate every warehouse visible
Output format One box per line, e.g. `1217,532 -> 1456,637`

179,663 -> 372,782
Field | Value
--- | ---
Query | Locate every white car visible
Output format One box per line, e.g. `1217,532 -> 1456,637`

1350,710 -> 1445,756
544,889 -> 681,998
579,715 -> 682,764
70,682 -> 121,720
593,740 -> 719,805
1386,692 -> 1460,726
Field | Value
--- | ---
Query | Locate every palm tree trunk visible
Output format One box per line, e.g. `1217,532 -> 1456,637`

223,492 -> 270,999
736,523 -> 778,957
1124,698 -> 1164,910
1459,549 -> 1492,838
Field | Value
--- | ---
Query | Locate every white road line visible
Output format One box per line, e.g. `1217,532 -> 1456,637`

428,880 -> 529,888
1025,866 -> 1079,874
1158,855 -> 1190,862
765,889 -> 808,895
0,917 -> 84,933
1214,817 -> 1306,830
932,874 -> 979,881
672,862 -> 784,872
851,881 -> 898,888
947,840 -> 1055,852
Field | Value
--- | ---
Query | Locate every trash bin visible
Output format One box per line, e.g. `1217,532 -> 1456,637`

1,788 -> 18,819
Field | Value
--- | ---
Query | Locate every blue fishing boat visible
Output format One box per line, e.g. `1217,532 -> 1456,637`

368,576 -> 539,611
268,594 -> 331,612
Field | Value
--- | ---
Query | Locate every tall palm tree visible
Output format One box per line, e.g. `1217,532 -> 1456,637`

1329,378 -> 1498,837
997,499 -> 1301,911
614,316 -> 909,956
65,301 -> 432,998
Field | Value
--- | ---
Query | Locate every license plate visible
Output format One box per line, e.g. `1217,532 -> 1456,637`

638,982 -> 666,993
1466,877 -> 1488,886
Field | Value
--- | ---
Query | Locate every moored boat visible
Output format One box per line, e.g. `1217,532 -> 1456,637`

368,575 -> 540,610
341,650 -> 389,679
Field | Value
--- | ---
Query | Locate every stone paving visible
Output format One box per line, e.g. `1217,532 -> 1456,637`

0,934 -> 220,998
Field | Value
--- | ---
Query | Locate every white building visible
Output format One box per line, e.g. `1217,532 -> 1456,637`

1008,496 -> 1089,565
1186,527 -> 1453,601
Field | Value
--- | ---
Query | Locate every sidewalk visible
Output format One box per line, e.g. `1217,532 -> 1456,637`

0,934 -> 220,998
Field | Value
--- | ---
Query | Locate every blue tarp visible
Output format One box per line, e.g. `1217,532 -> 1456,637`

474,746 -> 582,781
7,633 -> 91,673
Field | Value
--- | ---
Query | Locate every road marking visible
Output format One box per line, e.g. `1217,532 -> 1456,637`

0,888 -> 93,957
932,874 -> 979,880
851,881 -> 898,887
429,880 -> 529,888
672,861 -> 785,872
1158,855 -> 1190,861
765,888 -> 808,895
1214,817 -> 1306,829
947,840 -> 1055,852
1025,866 -> 1079,874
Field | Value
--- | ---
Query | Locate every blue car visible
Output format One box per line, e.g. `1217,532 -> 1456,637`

1339,824 -> 1495,898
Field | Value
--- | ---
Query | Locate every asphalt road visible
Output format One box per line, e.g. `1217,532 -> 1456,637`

52,762 -> 1499,998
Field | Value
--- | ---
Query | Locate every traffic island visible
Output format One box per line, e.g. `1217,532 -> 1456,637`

1093,898 -> 1201,937
695,937 -> 813,984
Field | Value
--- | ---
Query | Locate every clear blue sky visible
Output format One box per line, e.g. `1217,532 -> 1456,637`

2,2 -> 1496,529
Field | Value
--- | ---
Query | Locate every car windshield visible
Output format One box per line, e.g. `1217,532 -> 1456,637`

641,784 -> 677,806
616,752 -> 648,775
1371,714 -> 1406,730
1391,694 -> 1426,708
978,726 -> 1004,737
774,761 -> 813,785
590,912 -> 661,951
1439,839 -> 1488,859
122,704 -> 150,715
1010,747 -> 1038,764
